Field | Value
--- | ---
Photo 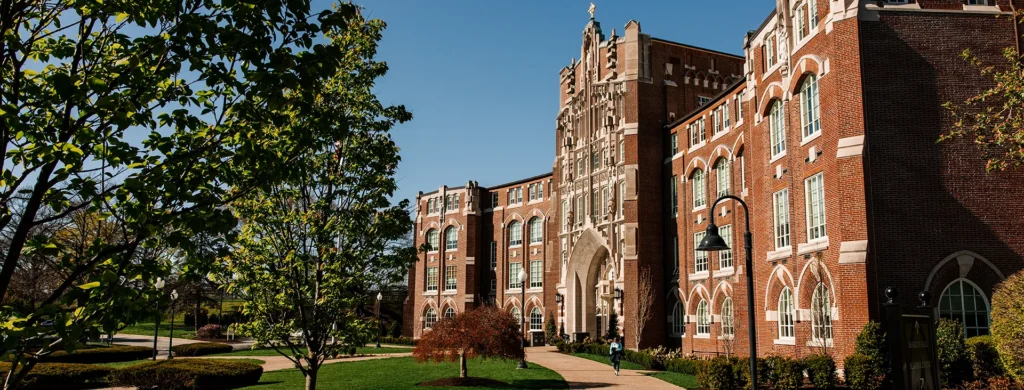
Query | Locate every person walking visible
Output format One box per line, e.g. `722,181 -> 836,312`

609,337 -> 623,376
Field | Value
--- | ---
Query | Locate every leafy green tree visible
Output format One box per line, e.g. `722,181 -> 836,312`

0,0 -> 364,387
226,12 -> 413,390
936,318 -> 973,387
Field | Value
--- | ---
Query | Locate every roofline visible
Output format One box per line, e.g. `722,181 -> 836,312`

665,77 -> 747,129
419,186 -> 466,197
484,173 -> 553,190
650,37 -> 743,59
751,9 -> 778,40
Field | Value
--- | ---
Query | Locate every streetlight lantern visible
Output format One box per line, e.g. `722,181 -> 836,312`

152,278 -> 165,360
168,289 -> 179,360
696,195 -> 757,386
375,291 -> 384,348
517,269 -> 528,370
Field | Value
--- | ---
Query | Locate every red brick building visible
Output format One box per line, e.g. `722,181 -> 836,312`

404,0 -> 1024,360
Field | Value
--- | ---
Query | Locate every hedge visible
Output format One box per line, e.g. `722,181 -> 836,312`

992,270 -> 1024,382
803,354 -> 837,389
41,345 -> 153,364
380,336 -> 417,346
171,342 -> 234,357
109,359 -> 263,390
936,318 -> 974,387
967,335 -> 1004,380
844,353 -> 885,390
0,362 -> 113,390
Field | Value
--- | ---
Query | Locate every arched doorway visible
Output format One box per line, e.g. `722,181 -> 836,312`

564,229 -> 614,337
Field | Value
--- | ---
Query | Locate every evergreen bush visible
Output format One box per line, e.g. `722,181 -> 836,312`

936,318 -> 974,387
992,270 -> 1024,382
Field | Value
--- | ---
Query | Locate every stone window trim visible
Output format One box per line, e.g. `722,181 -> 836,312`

766,246 -> 794,262
797,236 -> 830,256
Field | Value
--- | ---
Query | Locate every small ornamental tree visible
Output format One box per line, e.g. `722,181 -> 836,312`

992,270 -> 1024,382
413,306 -> 524,378
545,315 -> 557,345
605,312 -> 619,340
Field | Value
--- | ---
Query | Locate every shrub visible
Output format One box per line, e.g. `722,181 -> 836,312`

697,357 -> 737,390
731,357 -> 770,390
184,311 -> 210,327
804,354 -> 837,389
0,362 -> 113,390
640,346 -> 682,369
992,270 -> 1024,382
171,342 -> 234,357
936,318 -> 974,387
772,357 -> 805,390
604,313 -> 619,340
665,357 -> 702,375
110,359 -> 263,390
967,335 -> 1005,380
545,316 -> 557,346
853,321 -> 889,387
844,353 -> 885,390
388,321 -> 401,338
961,376 -> 1024,390
196,324 -> 224,339
41,345 -> 152,363
380,336 -> 417,346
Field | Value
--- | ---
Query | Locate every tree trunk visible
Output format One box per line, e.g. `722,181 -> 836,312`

305,365 -> 318,390
459,350 -> 467,378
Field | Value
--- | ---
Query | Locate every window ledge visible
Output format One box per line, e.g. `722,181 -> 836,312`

527,199 -> 543,206
529,242 -> 543,247
713,267 -> 735,278
424,290 -> 438,296
807,339 -> 834,348
774,338 -> 797,346
717,335 -> 735,340
688,271 -> 710,281
506,203 -> 522,209
797,237 -> 830,255
688,142 -> 707,153
710,130 -> 729,143
766,247 -> 793,262
694,334 -> 711,339
508,245 -> 522,249
442,290 -> 458,296
527,288 -> 543,293
692,205 -> 707,213
505,288 -> 525,294
800,131 -> 822,147
769,151 -> 787,164
963,5 -> 1000,13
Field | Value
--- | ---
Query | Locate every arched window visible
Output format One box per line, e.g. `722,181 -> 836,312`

508,221 -> 522,246
444,307 -> 456,319
671,299 -> 685,336
510,307 -> 522,324
811,283 -> 833,342
800,74 -> 820,139
697,300 -> 711,335
721,298 -> 735,337
779,287 -> 795,339
770,101 -> 786,157
528,217 -> 543,244
426,229 -> 439,252
530,308 -> 543,331
940,279 -> 991,337
692,169 -> 706,208
425,308 -> 437,329
715,158 -> 730,197
444,226 -> 458,250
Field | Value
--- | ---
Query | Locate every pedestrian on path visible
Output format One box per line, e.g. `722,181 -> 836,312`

609,337 -> 623,376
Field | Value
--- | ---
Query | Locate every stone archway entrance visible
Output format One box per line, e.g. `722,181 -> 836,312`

565,229 -> 614,338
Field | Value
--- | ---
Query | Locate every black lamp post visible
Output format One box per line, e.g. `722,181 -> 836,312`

167,289 -> 178,360
376,292 -> 383,348
152,278 -> 165,361
696,195 -> 756,386
517,269 -> 528,369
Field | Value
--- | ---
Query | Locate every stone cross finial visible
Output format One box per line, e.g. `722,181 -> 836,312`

588,3 -> 596,19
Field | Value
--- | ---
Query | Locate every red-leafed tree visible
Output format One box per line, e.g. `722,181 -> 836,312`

413,306 -> 525,378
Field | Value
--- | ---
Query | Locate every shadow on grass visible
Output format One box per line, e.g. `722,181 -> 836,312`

239,381 -> 286,387
416,378 -> 573,389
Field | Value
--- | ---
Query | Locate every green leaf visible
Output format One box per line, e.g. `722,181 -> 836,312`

77,282 -> 101,290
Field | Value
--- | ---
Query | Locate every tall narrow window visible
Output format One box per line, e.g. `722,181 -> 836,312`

591,189 -> 599,218
425,308 -> 437,329
719,225 -> 733,269
699,118 -> 706,142
770,101 -> 786,157
426,267 -> 438,291
561,250 -> 567,277
530,308 -> 543,331
508,262 -> 522,289
805,173 -> 827,240
722,298 -> 735,337
779,287 -> 795,339
592,151 -> 600,170
444,226 -> 458,250
800,75 -> 821,139
619,140 -> 625,162
796,4 -> 807,41
774,189 -> 791,248
619,182 -> 626,216
561,201 -> 569,232
809,0 -> 819,29
530,260 -> 543,288
670,176 -> 678,216
491,193 -> 499,208
671,133 -> 679,155
766,34 -> 777,68
692,169 -> 706,209
694,232 -> 709,273
672,237 -> 679,275
576,195 -> 584,225
735,94 -> 743,122
602,186 -> 611,219
671,299 -> 685,336
508,221 -> 522,247
426,229 -> 439,252
516,188 -> 522,203
716,158 -> 731,197
490,241 -> 497,270
445,265 -> 457,291
739,152 -> 746,191
697,300 -> 711,335
490,279 -> 496,293
538,183 -> 543,199
723,101 -> 731,128
811,283 -> 833,342
940,279 -> 991,337
528,217 -> 543,244
713,109 -> 721,134
577,157 -> 585,177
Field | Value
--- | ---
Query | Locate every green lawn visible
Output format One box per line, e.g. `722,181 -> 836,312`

569,353 -> 646,370
645,371 -> 699,388
118,322 -> 196,339
239,356 -> 568,389
210,346 -> 412,357
99,358 -> 264,368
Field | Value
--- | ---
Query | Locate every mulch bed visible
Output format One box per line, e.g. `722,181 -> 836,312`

418,377 -> 509,387
192,338 -> 244,344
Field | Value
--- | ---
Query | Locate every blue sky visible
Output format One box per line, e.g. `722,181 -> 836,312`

352,0 -> 777,206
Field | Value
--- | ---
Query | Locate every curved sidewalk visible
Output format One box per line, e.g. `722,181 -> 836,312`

526,346 -> 682,389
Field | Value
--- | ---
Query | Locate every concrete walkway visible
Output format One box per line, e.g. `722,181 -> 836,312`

111,333 -> 255,355
526,346 -> 683,389
191,352 -> 412,372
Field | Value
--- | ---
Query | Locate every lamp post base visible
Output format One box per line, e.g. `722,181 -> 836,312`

516,359 -> 528,369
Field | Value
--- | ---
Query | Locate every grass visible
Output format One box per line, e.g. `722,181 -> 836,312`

569,353 -> 646,370
118,322 -> 196,339
239,356 -> 568,389
209,346 -> 412,357
645,371 -> 699,388
99,358 -> 264,368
